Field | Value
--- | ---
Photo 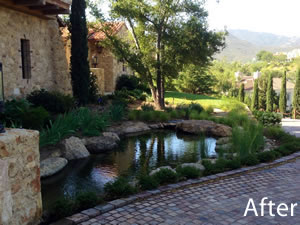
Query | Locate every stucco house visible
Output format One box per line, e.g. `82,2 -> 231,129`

0,0 -> 72,100
240,76 -> 295,109
62,21 -> 134,94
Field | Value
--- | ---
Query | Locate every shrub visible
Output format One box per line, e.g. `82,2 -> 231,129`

49,197 -> 74,220
152,168 -> 177,185
21,106 -> 50,130
75,191 -> 101,211
27,89 -> 75,114
226,158 -> 241,170
141,104 -> 155,112
241,154 -> 259,166
116,75 -> 140,91
104,177 -> 137,200
158,111 -> 170,122
253,111 -> 282,127
202,159 -> 215,175
188,103 -> 204,113
257,151 -> 277,163
214,158 -> 229,173
138,175 -> 159,190
176,166 -> 202,179
109,104 -> 126,122
128,110 -> 141,121
169,110 -> 179,119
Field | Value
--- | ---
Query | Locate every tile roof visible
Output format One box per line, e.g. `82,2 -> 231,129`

88,22 -> 126,41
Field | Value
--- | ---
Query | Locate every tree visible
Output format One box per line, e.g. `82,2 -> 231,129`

256,50 -> 274,62
293,68 -> 300,118
258,79 -> 267,110
173,64 -> 215,95
238,83 -> 245,102
104,0 -> 225,109
70,0 -> 91,105
279,71 -> 287,113
251,79 -> 259,110
266,73 -> 273,112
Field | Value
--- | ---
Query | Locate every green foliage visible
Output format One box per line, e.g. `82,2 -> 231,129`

114,89 -> 147,103
253,111 -> 282,127
21,107 -> 50,130
241,154 -> 259,166
245,95 -> 252,108
226,158 -> 241,170
266,73 -> 273,112
104,177 -> 137,200
75,191 -> 101,211
176,166 -> 202,179
107,0 -> 225,108
0,99 -> 50,130
238,83 -> 245,102
116,74 -> 140,91
152,168 -> 177,185
138,175 -> 159,191
231,122 -> 264,158
279,71 -> 287,113
40,108 -> 108,147
70,0 -> 90,105
251,79 -> 259,110
89,71 -> 100,103
141,104 -> 155,112
128,110 -> 141,121
258,80 -> 267,110
109,104 -> 126,122
27,89 -> 76,114
256,50 -> 274,62
293,68 -> 300,118
173,64 -> 216,95
256,151 -> 277,163
49,197 -> 74,220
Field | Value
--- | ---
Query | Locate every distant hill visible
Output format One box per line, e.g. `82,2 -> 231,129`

216,29 -> 300,62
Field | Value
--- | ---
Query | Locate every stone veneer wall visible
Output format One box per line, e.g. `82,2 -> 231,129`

0,129 -> 41,225
90,68 -> 105,95
0,6 -> 72,99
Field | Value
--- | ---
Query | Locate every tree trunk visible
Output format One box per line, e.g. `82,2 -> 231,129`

155,31 -> 165,110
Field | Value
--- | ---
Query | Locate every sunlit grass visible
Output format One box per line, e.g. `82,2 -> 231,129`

165,91 -> 247,112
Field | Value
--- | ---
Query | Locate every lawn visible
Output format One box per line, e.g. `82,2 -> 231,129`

165,91 -> 247,112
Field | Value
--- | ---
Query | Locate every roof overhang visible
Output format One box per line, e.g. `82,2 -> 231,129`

0,0 -> 71,19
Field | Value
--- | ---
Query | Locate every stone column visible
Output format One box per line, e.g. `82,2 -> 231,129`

0,129 -> 41,225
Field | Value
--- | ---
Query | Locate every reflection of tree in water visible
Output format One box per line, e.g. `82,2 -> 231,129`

156,134 -> 166,167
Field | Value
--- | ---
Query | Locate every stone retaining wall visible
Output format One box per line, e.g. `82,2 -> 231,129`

0,129 -> 41,225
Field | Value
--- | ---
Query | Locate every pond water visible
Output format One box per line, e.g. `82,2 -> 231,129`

42,130 -> 216,210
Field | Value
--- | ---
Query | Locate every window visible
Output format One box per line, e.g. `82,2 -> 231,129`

21,39 -> 31,79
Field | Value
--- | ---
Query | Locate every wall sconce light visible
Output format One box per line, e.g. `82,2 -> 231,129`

92,55 -> 98,68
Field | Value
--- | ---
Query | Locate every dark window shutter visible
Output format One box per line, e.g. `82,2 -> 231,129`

21,39 -> 31,79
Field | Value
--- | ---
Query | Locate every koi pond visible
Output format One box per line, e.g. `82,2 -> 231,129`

42,130 -> 216,210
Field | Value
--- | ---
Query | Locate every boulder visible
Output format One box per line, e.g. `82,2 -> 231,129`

41,157 -> 68,178
180,163 -> 205,171
215,143 -> 233,152
84,136 -> 118,154
107,121 -> 150,136
149,123 -> 164,129
216,137 -> 231,145
149,166 -> 176,176
61,137 -> 90,160
103,132 -> 120,142
176,120 -> 232,137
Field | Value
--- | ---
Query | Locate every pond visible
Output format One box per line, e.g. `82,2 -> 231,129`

41,130 -> 216,210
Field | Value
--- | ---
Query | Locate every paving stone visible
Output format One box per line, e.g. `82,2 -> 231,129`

67,213 -> 89,224
81,208 -> 101,218
108,199 -> 127,208
94,204 -> 114,213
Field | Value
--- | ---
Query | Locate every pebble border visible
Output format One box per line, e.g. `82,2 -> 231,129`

52,152 -> 300,225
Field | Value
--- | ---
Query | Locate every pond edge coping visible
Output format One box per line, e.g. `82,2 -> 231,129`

53,152 -> 300,225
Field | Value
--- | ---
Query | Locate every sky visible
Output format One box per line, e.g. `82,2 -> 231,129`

98,0 -> 300,37
206,0 -> 300,37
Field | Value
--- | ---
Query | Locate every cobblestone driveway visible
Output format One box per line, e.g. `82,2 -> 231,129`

81,159 -> 300,225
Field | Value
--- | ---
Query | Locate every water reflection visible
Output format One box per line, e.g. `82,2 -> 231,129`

42,130 -> 216,210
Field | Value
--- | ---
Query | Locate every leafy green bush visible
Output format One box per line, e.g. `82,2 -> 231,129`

109,104 -> 126,122
176,166 -> 202,179
256,151 -> 277,163
75,191 -> 101,211
40,108 -> 108,147
128,110 -> 141,121
152,168 -> 177,185
226,158 -> 241,170
202,159 -> 216,175
104,177 -> 137,200
49,197 -> 74,220
241,154 -> 259,166
21,107 -> 50,130
138,175 -> 159,190
253,111 -> 282,127
116,75 -> 140,91
27,89 -> 76,114
188,103 -> 204,113
141,104 -> 155,111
